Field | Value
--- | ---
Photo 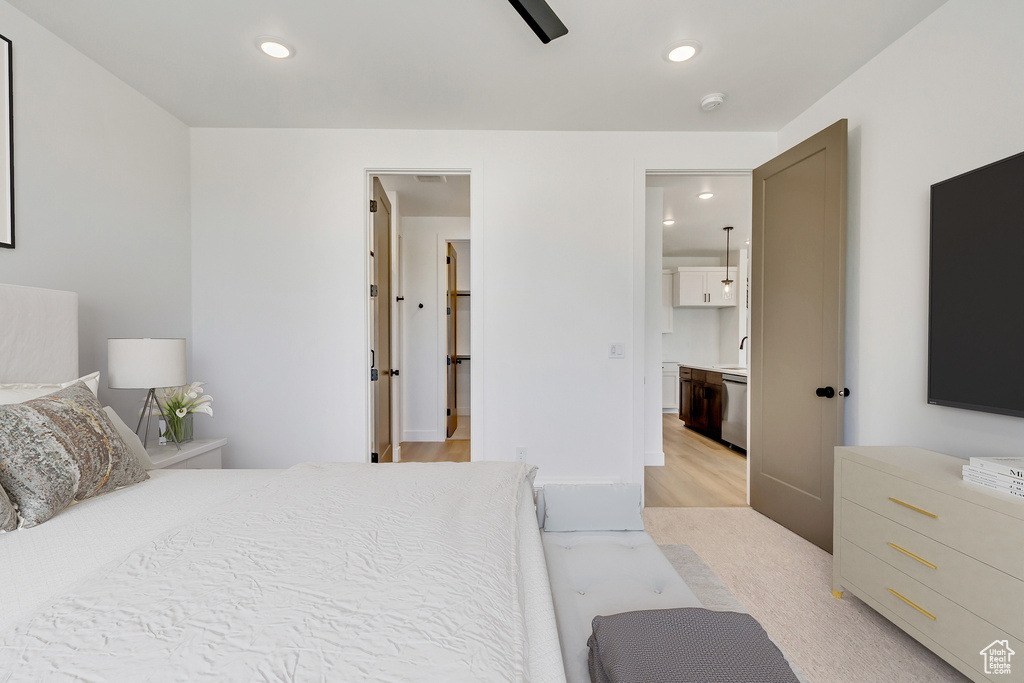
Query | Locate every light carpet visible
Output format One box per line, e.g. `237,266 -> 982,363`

645,507 -> 970,683
662,544 -> 811,683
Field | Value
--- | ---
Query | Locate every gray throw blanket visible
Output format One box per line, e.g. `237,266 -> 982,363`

588,608 -> 799,683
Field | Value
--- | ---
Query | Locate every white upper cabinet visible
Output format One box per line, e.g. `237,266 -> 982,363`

672,267 -> 738,308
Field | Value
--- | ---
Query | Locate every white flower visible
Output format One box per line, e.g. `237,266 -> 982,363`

175,407 -> 187,418
191,404 -> 213,417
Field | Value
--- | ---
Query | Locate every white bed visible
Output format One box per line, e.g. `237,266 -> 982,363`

0,284 -> 566,682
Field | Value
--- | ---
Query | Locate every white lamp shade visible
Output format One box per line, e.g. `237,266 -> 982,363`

107,338 -> 187,389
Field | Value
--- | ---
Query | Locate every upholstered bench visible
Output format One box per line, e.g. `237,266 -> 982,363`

537,485 -> 702,682
536,484 -> 809,683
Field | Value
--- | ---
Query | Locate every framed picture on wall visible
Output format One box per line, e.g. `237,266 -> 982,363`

0,34 -> 12,249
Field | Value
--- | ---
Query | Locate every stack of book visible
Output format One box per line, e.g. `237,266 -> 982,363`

963,457 -> 1024,500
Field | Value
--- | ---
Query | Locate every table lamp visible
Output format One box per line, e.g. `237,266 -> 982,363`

108,338 -> 187,449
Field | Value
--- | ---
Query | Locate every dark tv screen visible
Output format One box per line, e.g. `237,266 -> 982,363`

929,150 -> 1024,418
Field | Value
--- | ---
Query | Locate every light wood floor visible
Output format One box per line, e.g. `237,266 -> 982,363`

645,414 -> 747,507
399,417 -> 471,463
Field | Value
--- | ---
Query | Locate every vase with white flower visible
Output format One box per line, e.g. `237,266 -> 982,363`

158,381 -> 213,445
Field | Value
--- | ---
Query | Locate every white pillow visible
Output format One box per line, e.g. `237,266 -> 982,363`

542,483 -> 645,531
0,371 -> 101,405
103,406 -> 155,471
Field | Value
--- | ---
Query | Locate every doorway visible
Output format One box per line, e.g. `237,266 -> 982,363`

639,121 -> 848,552
370,173 -> 472,464
645,173 -> 751,508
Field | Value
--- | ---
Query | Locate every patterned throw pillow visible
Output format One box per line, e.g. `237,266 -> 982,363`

0,486 -> 16,532
0,382 -> 149,528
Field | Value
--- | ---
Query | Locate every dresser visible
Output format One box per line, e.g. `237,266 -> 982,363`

834,447 -> 1024,682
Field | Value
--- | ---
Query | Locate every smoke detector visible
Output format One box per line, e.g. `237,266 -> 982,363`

701,93 -> 725,111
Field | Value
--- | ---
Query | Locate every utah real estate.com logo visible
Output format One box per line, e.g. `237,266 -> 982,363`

980,640 -> 1015,676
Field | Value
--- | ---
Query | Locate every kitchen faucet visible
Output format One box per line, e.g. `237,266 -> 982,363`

740,336 -> 748,349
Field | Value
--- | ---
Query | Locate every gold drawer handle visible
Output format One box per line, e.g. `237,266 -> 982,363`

887,542 -> 937,569
888,588 -> 937,620
888,497 -> 937,519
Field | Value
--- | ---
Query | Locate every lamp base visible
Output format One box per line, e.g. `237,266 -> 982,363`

134,387 -> 181,451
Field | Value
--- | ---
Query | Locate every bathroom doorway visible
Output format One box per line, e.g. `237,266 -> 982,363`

374,173 -> 471,463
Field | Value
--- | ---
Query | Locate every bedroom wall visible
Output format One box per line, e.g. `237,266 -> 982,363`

778,0 -> 1024,459
0,2 -> 191,421
190,129 -> 775,479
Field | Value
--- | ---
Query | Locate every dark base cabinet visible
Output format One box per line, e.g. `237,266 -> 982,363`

679,366 -> 723,442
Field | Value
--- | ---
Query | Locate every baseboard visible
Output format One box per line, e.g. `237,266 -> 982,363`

662,408 -> 678,414
402,430 -> 444,443
645,450 -> 665,466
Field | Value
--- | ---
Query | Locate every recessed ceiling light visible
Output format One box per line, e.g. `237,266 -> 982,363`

663,219 -> 676,226
697,192 -> 714,199
665,41 -> 701,63
256,37 -> 293,59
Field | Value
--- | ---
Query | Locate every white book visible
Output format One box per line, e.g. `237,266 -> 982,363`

969,456 -> 1024,479
963,474 -> 1024,495
962,465 -> 1024,489
963,475 -> 1024,500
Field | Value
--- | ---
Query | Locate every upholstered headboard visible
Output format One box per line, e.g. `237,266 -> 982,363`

0,284 -> 79,383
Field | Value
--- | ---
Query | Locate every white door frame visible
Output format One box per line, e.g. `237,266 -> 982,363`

632,168 -> 753,493
364,169 -> 480,463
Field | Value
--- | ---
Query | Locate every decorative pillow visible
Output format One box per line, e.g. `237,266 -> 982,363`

0,371 -> 101,405
0,486 -> 16,532
103,406 -> 155,470
0,382 -> 149,528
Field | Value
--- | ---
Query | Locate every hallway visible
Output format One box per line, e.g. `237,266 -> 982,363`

645,414 -> 747,507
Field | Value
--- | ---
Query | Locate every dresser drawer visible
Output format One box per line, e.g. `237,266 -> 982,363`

841,500 -> 1024,639
841,540 -> 1007,682
841,459 -> 1024,578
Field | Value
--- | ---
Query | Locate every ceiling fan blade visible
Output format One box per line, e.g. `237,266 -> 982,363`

507,0 -> 568,44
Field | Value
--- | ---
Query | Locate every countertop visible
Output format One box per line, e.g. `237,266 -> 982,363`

664,361 -> 748,377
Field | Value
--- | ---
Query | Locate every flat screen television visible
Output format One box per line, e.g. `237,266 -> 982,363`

928,149 -> 1024,418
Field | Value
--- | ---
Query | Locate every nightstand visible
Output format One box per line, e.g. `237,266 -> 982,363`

146,438 -> 226,470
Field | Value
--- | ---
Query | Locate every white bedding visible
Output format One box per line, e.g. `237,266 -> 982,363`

0,463 -> 565,682
0,468 -> 279,633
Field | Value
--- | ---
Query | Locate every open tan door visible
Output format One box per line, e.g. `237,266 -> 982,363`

750,119 -> 847,552
446,243 -> 458,438
371,177 -> 393,463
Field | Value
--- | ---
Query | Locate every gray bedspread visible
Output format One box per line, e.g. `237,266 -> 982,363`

587,607 -> 800,683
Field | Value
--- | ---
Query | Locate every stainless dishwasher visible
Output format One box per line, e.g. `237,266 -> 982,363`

721,374 -> 747,451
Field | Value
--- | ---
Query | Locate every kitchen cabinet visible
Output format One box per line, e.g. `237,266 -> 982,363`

662,364 -> 679,411
679,366 -> 723,441
672,267 -> 738,308
679,368 -> 692,424
661,272 -> 673,333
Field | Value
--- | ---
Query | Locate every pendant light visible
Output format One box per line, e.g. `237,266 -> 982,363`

721,226 -> 734,300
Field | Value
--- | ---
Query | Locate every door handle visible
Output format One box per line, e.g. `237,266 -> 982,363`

816,386 -> 835,398
371,349 -> 375,368
839,387 -> 851,397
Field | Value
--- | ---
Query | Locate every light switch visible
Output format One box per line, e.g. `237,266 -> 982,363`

609,343 -> 625,359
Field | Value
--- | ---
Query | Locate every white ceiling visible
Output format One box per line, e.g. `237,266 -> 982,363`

650,174 -> 752,257
378,174 -> 470,217
7,0 -> 947,130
